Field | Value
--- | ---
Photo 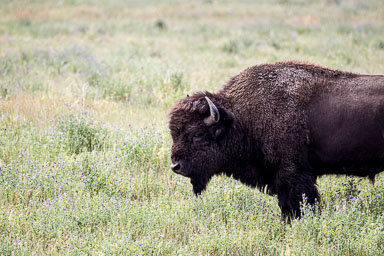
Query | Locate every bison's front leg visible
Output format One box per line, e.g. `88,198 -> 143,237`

275,168 -> 319,220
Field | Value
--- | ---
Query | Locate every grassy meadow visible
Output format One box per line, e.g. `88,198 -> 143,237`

1,0 -> 384,254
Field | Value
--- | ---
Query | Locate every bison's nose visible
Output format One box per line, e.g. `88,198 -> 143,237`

171,163 -> 181,172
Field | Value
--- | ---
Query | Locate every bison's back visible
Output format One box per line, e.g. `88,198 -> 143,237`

307,75 -> 384,176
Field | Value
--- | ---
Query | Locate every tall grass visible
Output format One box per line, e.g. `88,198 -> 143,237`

1,0 -> 384,254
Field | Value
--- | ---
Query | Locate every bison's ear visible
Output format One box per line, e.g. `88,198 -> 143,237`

202,97 -> 234,140
199,96 -> 234,136
211,109 -> 234,140
214,128 -> 224,140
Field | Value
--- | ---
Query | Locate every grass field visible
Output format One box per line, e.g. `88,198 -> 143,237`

1,0 -> 384,254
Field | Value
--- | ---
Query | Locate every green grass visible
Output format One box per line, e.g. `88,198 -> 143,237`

1,0 -> 384,254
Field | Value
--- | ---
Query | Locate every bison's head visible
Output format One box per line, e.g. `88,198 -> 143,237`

168,93 -> 235,195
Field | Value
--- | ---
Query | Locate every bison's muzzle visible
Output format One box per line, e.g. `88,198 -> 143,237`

171,163 -> 181,173
171,162 -> 191,177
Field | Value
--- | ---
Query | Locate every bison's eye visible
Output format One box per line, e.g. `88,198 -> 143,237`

193,132 -> 204,138
192,132 -> 210,145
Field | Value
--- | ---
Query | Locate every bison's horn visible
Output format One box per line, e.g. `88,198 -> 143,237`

204,96 -> 220,126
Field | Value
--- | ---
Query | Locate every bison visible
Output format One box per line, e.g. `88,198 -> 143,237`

168,61 -> 384,219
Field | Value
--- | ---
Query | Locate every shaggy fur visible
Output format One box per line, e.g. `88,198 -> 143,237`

168,61 -> 384,219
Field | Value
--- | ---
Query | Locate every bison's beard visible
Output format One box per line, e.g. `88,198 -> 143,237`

190,175 -> 209,195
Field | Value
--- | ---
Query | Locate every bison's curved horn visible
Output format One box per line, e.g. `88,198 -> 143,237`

204,96 -> 220,126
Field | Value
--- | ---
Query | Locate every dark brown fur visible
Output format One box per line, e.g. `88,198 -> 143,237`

168,61 -> 384,219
